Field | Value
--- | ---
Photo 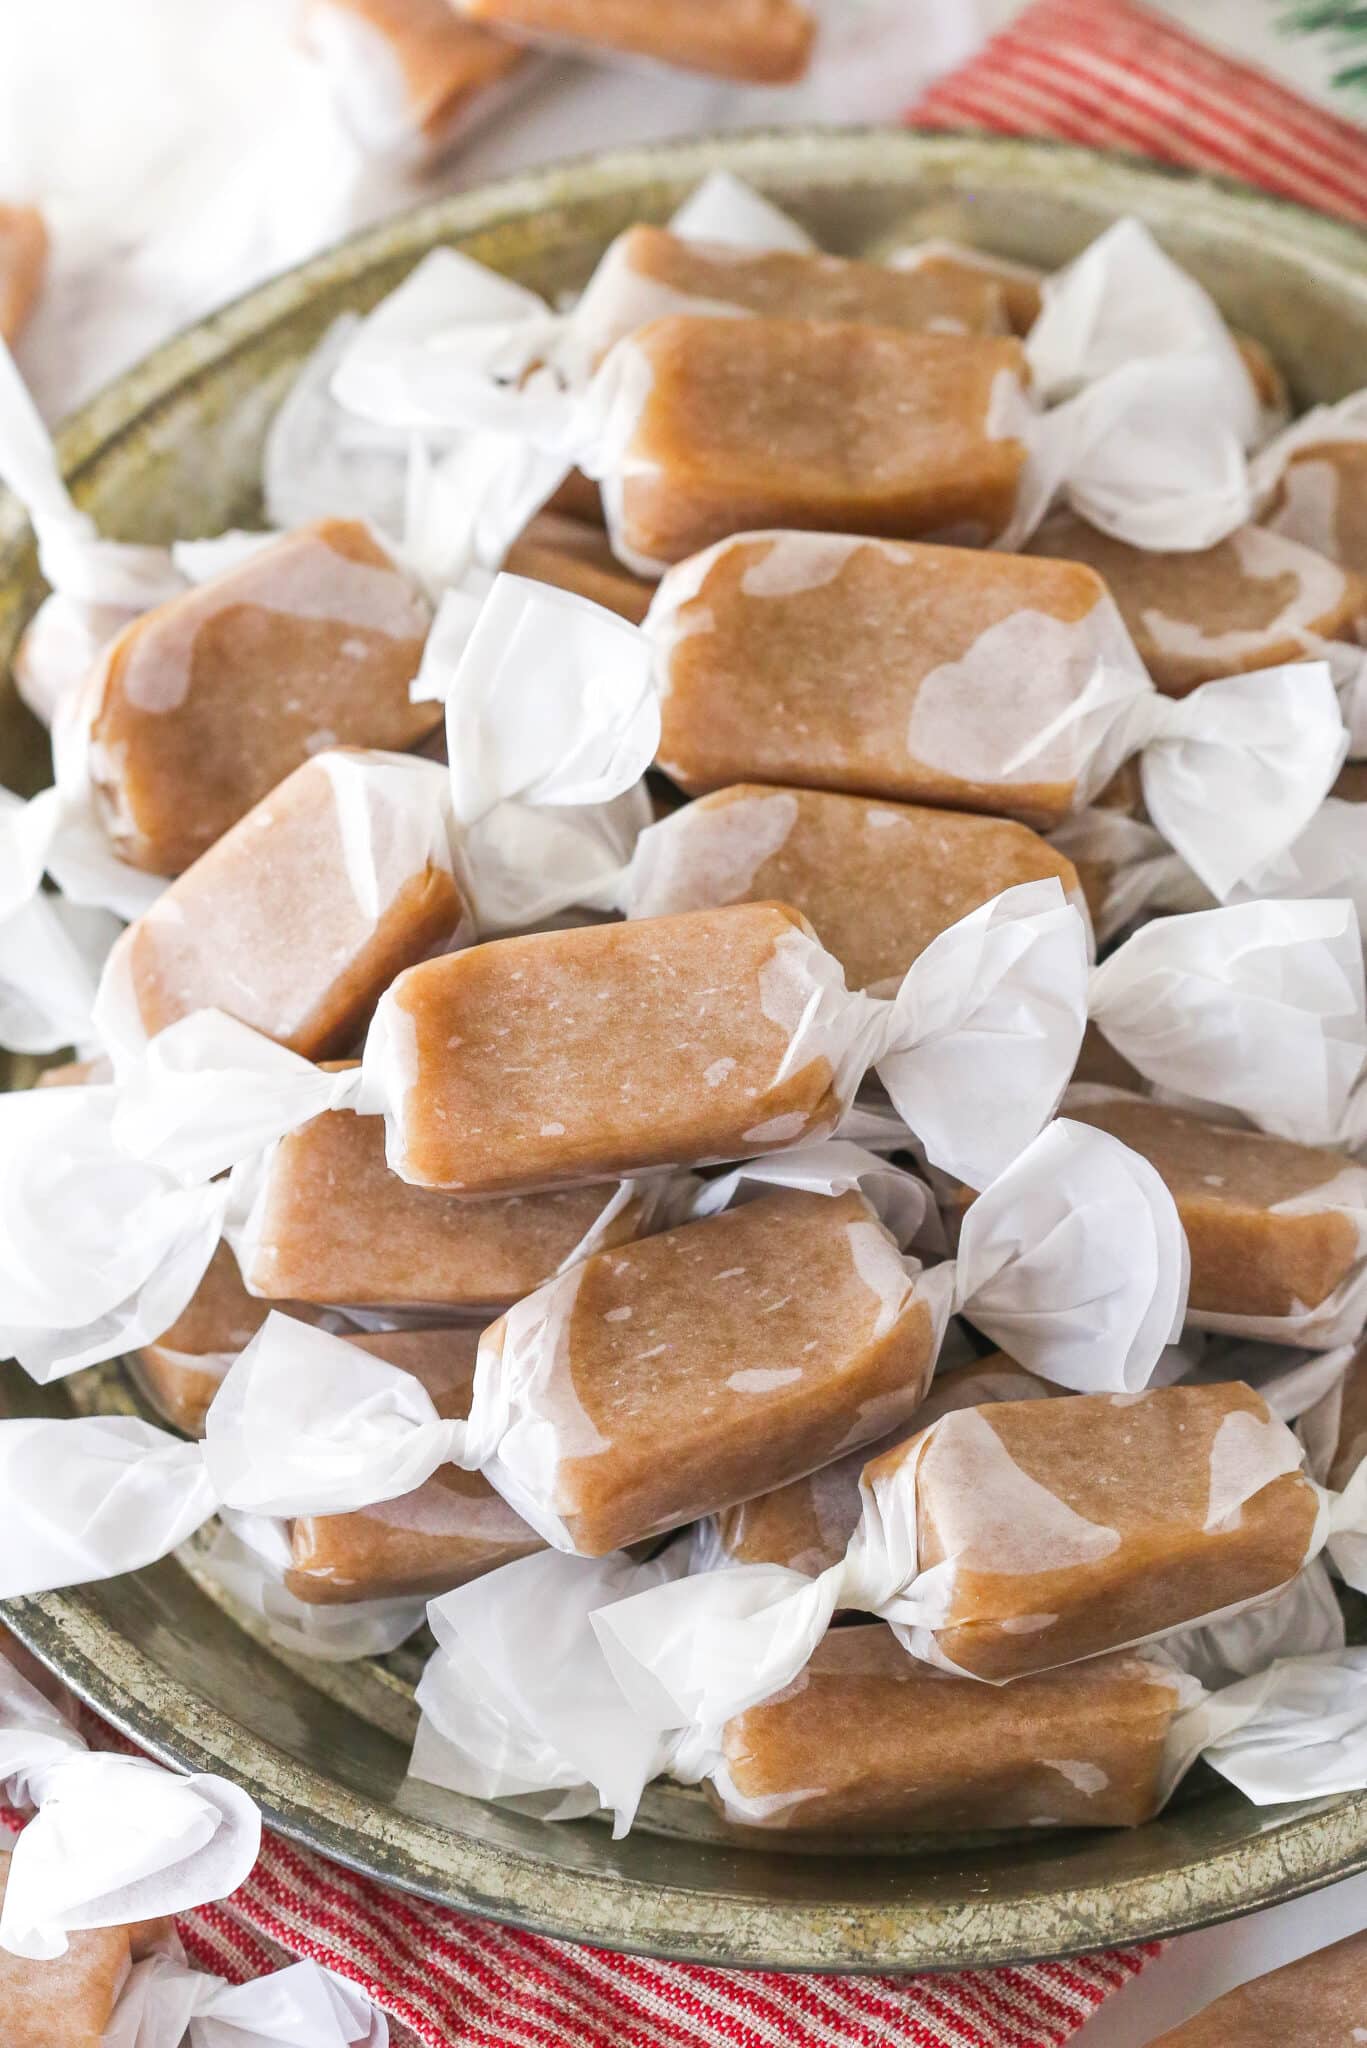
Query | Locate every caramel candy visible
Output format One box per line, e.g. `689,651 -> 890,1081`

654,533 -> 1105,826
1029,507 -> 1364,696
872,1381 -> 1320,1680
1150,1930 -> 1367,2047
627,783 -> 1083,992
132,1242 -> 269,1436
454,0 -> 815,82
241,1105 -> 646,1307
893,244 -> 1043,336
711,1355 -> 1054,1576
102,752 -> 468,1056
84,519 -> 436,874
1335,760 -> 1367,803
385,903 -> 850,1193
544,469 -> 605,526
481,1186 -> 938,1556
575,224 -> 1009,368
504,510 -> 652,624
0,204 -> 46,344
288,1328 -> 542,1602
1266,438 -> 1367,581
1068,1092 -> 1363,1326
1325,1340 -> 1367,1495
303,0 -> 528,161
713,1629 -> 1180,1833
0,1847 -> 130,2048
611,319 -> 1028,568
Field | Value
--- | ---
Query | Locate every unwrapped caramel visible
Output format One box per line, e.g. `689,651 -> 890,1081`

713,1629 -> 1181,1833
626,783 -> 1084,990
100,751 -> 467,1057
288,1328 -> 543,1602
1029,507 -> 1364,695
480,1185 -> 938,1555
608,319 -> 1028,568
452,0 -> 816,81
0,204 -> 46,344
83,519 -> 435,873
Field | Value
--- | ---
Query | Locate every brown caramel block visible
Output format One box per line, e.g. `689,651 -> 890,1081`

304,0 -> 527,156
0,205 -> 46,344
388,902 -> 848,1193
714,1630 -> 1180,1833
504,510 -> 652,624
1029,507 -> 1364,696
484,1186 -> 939,1555
1327,1339 -> 1367,1495
616,319 -> 1028,568
243,1105 -> 645,1305
1068,1094 -> 1362,1321
898,247 -> 1042,336
714,1355 -> 1054,1575
86,520 -> 436,874
288,1328 -> 542,1602
1266,439 -> 1367,583
455,0 -> 815,81
0,1847 -> 130,2048
107,752 -> 467,1057
132,1242 -> 270,1435
869,1382 -> 1320,1680
544,468 -> 604,525
1335,761 -> 1367,803
35,1056 -> 112,1088
1150,1929 -> 1367,2046
630,783 -> 1081,992
582,224 -> 1008,365
656,533 -> 1102,826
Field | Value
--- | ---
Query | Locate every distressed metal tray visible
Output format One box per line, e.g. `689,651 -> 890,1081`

3,129 -> 1367,1971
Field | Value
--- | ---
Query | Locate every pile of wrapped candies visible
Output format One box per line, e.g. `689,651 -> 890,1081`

4,168 -> 1367,1894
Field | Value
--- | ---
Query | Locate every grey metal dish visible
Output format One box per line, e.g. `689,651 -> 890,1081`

3,128 -> 1367,1971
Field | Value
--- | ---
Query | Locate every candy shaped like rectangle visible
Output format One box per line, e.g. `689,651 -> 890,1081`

1029,508 -> 1365,696
889,240 -> 1042,336
479,1185 -> 939,1556
302,0 -> 529,164
84,519 -> 436,874
1067,1089 -> 1367,1343
132,1242 -> 271,1437
504,509 -> 653,623
0,205 -> 46,344
606,318 -> 1029,570
236,1105 -> 650,1308
453,0 -> 815,81
624,783 -> 1085,991
98,751 -> 469,1058
1149,1929 -> 1367,2048
712,1630 -> 1181,1833
287,1328 -> 543,1603
0,1846 -> 131,2048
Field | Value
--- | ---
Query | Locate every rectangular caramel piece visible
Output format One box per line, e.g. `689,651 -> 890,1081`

0,203 -> 46,344
0,1847 -> 131,2048
654,532 -> 1106,826
132,1241 -> 271,1436
1267,439 -> 1367,582
1029,507 -> 1364,695
613,318 -> 1028,568
503,510 -> 652,623
895,245 -> 1043,336
712,1354 -> 1056,1575
385,902 -> 850,1192
106,752 -> 468,1057
628,783 -> 1082,993
242,1105 -> 645,1306
288,1328 -> 542,1602
483,1186 -> 939,1555
714,1630 -> 1181,1834
454,0 -> 815,81
86,519 -> 436,873
1068,1093 -> 1363,1322
304,0 -> 528,158
1150,1929 -> 1367,2047
870,1382 -> 1320,1680
1326,1339 -> 1367,1494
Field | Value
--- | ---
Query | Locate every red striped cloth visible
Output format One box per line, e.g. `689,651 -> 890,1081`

908,0 -> 1367,224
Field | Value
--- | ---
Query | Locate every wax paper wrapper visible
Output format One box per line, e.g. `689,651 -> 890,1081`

0,1648 -> 259,1961
183,1510 -> 429,1663
105,1949 -> 386,2048
1255,388 -> 1367,563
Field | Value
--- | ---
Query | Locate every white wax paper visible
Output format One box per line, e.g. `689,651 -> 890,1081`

187,1511 -> 428,1663
105,1951 -> 386,2048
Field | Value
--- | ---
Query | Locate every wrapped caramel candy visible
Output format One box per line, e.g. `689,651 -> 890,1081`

1149,1930 -> 1367,2047
302,0 -> 532,165
1257,391 -> 1367,580
0,205 -> 46,345
450,0 -> 815,82
888,239 -> 1042,336
1,1848 -> 133,2048
504,509 -> 652,623
131,1242 -> 270,1437
1067,1088 -> 1367,1347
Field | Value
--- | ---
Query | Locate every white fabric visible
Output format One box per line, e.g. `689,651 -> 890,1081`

105,1952 -> 386,2048
0,1649 -> 259,1962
